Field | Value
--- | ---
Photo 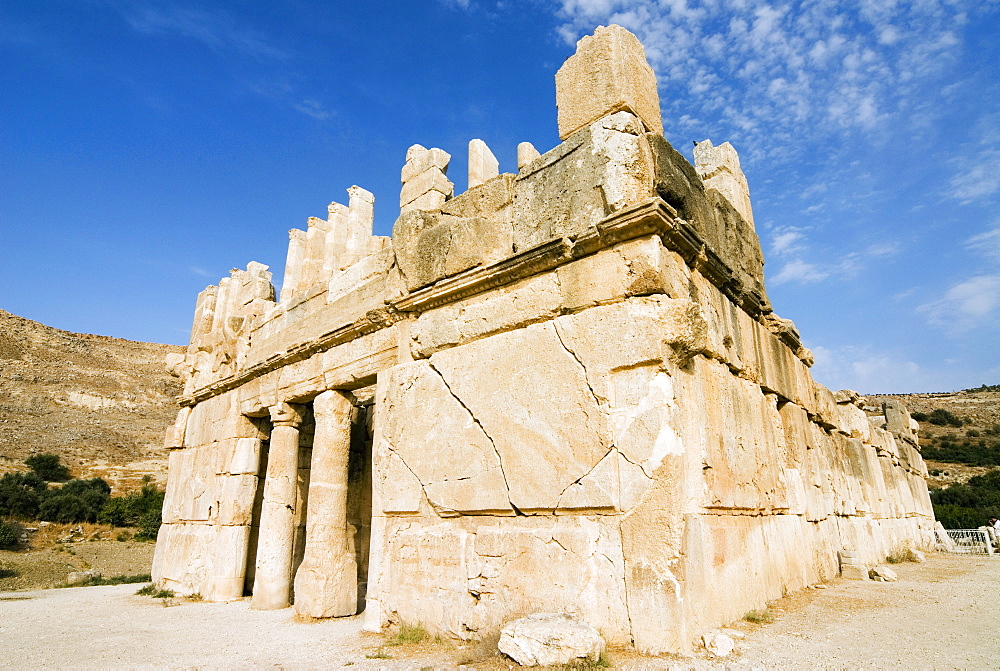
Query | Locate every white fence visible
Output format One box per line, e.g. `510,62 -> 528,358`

936,528 -> 998,556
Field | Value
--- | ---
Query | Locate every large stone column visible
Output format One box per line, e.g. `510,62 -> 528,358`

251,402 -> 303,610
293,390 -> 358,618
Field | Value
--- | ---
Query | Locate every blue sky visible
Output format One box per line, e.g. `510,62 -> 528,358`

1,0 -> 998,393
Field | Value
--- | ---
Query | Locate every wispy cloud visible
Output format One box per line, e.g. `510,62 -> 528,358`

554,0 -> 978,159
121,4 -> 289,62
810,344 -> 942,393
293,99 -> 334,121
949,148 -> 1000,203
967,225 -> 1000,264
767,227 -> 899,286
918,224 -> 1000,332
919,274 -> 1000,332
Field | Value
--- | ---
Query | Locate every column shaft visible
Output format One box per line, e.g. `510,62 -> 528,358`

251,402 -> 303,610
293,390 -> 358,618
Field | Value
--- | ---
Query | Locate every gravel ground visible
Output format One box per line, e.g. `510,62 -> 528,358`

0,527 -> 155,591
1,552 -> 999,669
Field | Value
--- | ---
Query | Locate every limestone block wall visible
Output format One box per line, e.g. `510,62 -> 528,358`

362,232 -> 933,650
154,22 -> 934,656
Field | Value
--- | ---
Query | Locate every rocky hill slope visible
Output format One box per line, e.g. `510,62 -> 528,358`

0,309 -> 183,492
869,388 -> 1000,488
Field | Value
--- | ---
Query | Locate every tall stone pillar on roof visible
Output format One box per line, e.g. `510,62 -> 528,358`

279,229 -> 307,302
694,139 -> 755,229
340,186 -> 375,270
251,401 -> 304,610
517,141 -> 541,170
555,24 -> 663,140
468,139 -> 499,189
292,390 -> 358,618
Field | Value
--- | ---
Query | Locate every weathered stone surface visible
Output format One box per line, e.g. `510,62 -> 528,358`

517,141 -> 541,170
694,139 -> 755,228
703,631 -> 736,657
555,24 -> 662,139
468,138 -> 499,189
429,323 -> 608,512
376,361 -> 512,514
499,613 -> 605,666
156,23 -> 936,659
870,565 -> 899,581
66,570 -> 101,586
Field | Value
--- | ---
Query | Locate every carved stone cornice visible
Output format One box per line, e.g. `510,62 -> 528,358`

179,197 -> 766,407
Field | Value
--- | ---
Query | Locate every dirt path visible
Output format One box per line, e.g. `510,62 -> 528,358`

2,553 -> 999,668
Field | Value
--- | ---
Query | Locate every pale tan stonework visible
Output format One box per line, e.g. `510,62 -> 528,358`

154,25 -> 934,655
555,24 -> 664,139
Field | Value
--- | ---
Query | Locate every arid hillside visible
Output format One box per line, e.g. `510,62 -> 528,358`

0,309 -> 183,492
869,388 -> 1000,487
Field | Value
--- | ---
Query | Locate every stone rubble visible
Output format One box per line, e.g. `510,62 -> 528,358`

498,613 -> 605,666
702,631 -> 736,657
152,24 -> 937,656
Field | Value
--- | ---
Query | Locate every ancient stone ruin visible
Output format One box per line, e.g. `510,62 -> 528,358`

153,25 -> 934,653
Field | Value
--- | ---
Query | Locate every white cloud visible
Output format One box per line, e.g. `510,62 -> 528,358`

122,5 -> 288,61
771,259 -> 829,285
809,344 -> 957,394
769,227 -> 805,256
950,149 -> 1000,203
554,0 -> 976,159
919,274 -> 1000,332
293,99 -> 333,121
967,225 -> 1000,264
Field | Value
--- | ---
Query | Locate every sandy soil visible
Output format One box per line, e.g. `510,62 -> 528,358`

2,553 -> 999,669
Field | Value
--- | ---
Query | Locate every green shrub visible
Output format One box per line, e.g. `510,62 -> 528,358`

911,412 -> 928,422
931,471 -> 1000,528
928,409 -> 963,427
0,472 -> 47,518
38,478 -> 111,523
0,520 -> 24,550
24,453 -> 70,482
99,484 -> 164,539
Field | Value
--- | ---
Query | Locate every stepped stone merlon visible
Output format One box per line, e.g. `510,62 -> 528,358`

342,186 -> 376,269
279,228 -> 308,302
517,141 -> 541,170
555,24 -> 663,140
694,139 -> 755,229
468,139 -> 499,189
400,144 -> 453,212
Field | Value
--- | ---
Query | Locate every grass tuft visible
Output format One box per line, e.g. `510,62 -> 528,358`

744,608 -> 775,624
387,622 -> 429,646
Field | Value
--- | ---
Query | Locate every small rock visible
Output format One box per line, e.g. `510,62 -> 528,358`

38,521 -> 50,527
702,632 -> 735,657
813,584 -> 828,589
498,613 -> 604,667
65,570 -> 101,586
870,565 -> 898,582
911,550 -> 927,563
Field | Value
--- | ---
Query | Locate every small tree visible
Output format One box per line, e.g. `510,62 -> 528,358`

0,520 -> 24,549
0,472 -> 47,518
24,453 -> 71,482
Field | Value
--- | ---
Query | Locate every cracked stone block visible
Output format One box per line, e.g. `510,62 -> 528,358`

429,322 -> 609,512
376,360 -> 513,514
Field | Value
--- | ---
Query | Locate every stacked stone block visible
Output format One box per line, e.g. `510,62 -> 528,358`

155,24 -> 935,655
